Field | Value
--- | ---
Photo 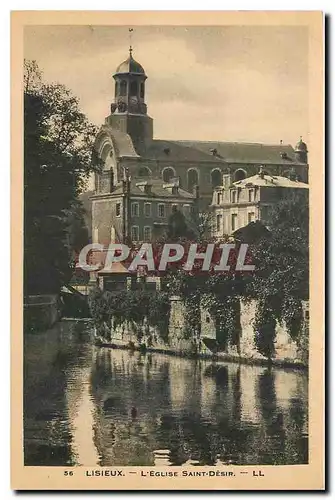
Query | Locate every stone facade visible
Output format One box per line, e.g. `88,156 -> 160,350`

211,170 -> 309,236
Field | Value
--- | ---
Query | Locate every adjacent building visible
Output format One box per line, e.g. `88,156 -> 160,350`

211,168 -> 309,237
92,175 -> 197,245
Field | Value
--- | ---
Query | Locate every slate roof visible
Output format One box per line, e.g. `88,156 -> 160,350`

95,125 -> 140,158
143,140 -> 304,165
110,178 -> 195,199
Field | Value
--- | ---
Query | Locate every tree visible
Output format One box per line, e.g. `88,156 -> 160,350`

165,210 -> 196,241
24,60 -> 101,294
248,191 -> 309,358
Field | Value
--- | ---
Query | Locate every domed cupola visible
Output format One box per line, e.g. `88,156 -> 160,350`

115,50 -> 146,75
294,136 -> 308,163
106,44 -> 153,155
110,47 -> 148,116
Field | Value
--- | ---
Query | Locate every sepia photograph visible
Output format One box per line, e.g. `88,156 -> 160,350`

11,11 -> 324,490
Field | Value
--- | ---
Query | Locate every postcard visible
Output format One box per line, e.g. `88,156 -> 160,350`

11,10 -> 324,490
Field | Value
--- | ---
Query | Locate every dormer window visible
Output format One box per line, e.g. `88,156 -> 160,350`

163,182 -> 179,195
136,181 -> 152,194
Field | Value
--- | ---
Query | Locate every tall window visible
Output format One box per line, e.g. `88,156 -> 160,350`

217,192 -> 222,205
232,191 -> 237,203
140,82 -> 145,98
137,166 -> 151,177
162,167 -> 175,182
143,226 -> 152,241
130,80 -> 138,96
231,214 -> 238,231
116,202 -> 121,217
144,203 -> 151,217
234,169 -> 246,181
211,169 -> 222,188
131,202 -> 139,217
187,169 -> 199,192
131,226 -> 139,242
158,204 -> 166,218
216,214 -> 223,232
248,189 -> 254,202
120,80 -> 127,96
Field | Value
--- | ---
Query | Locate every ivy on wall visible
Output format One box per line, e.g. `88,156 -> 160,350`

88,287 -> 171,343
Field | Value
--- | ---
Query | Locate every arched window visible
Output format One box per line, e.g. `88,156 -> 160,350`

211,169 -> 222,188
120,80 -> 127,96
140,82 -> 145,99
130,80 -> 138,96
187,169 -> 199,192
234,169 -> 247,181
162,167 -> 176,182
137,166 -> 151,178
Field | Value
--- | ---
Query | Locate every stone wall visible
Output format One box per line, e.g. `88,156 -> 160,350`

100,295 -> 308,366
200,298 -> 308,365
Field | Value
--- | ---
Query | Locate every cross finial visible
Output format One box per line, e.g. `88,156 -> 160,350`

129,28 -> 134,56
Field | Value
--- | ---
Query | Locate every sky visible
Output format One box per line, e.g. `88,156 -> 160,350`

24,25 -> 309,145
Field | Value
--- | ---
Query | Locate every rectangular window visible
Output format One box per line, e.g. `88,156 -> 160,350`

144,202 -> 151,217
116,202 -> 121,217
217,192 -> 222,205
248,189 -> 254,202
232,191 -> 237,203
143,226 -> 152,241
231,214 -> 238,231
158,203 -> 166,218
131,202 -> 139,217
216,214 -> 223,232
248,212 -> 255,224
131,225 -> 139,242
172,204 -> 178,213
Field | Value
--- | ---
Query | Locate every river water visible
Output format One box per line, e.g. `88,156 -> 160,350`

24,320 -> 308,467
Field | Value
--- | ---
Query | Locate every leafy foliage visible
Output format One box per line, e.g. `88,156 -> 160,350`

88,288 -> 171,343
248,192 -> 309,357
24,59 -> 101,294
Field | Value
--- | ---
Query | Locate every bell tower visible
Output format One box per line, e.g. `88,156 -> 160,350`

106,45 -> 153,154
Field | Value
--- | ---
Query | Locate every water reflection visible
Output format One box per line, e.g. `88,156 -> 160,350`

24,321 -> 308,466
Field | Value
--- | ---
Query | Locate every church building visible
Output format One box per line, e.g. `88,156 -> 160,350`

92,45 -> 309,245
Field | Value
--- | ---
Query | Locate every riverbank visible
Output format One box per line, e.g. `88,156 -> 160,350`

95,336 -> 307,372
